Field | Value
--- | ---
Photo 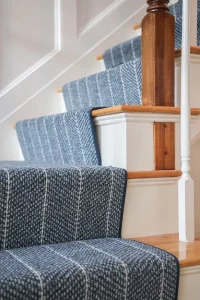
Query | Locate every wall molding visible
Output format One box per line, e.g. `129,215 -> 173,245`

78,0 -> 125,37
0,0 -> 148,125
94,113 -> 198,126
0,0 -> 62,99
127,177 -> 179,187
176,53 -> 200,67
192,132 -> 200,146
170,0 -> 179,5
180,265 -> 200,276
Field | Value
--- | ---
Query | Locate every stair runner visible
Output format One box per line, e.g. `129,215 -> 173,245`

0,162 -> 179,299
62,0 -> 200,112
0,1 -> 190,299
16,109 -> 101,165
198,0 -> 200,44
103,0 -> 183,70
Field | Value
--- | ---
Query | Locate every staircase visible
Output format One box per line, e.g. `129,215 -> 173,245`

1,0 -> 200,299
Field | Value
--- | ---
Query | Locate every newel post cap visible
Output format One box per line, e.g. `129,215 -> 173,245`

147,0 -> 170,13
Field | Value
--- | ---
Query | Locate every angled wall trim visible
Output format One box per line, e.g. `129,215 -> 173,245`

0,0 -> 62,99
0,0 -> 148,125
78,0 -> 124,37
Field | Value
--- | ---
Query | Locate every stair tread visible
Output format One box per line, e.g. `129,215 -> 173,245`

175,46 -> 200,58
95,45 -> 200,63
92,106 -> 200,117
62,60 -> 142,111
12,106 -> 200,129
0,238 -> 179,299
133,234 -> 200,268
128,170 -> 181,179
96,0 -> 182,67
15,111 -> 101,166
0,163 -> 127,250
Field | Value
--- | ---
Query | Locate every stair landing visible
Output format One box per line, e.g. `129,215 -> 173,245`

133,234 -> 200,268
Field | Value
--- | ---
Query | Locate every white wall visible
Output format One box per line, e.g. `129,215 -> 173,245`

0,0 -> 55,90
0,0 -> 146,160
77,0 -> 116,32
191,139 -> 200,237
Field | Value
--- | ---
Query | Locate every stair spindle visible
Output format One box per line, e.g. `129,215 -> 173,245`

178,0 -> 194,242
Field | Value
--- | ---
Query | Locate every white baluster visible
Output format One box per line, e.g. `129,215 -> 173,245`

178,0 -> 195,242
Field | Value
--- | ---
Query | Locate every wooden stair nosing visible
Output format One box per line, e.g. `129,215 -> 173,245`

11,106 -> 200,129
128,170 -> 181,179
58,45 -> 200,93
175,46 -> 200,58
132,233 -> 200,268
133,23 -> 141,30
94,46 -> 200,64
96,54 -> 104,61
91,106 -> 200,117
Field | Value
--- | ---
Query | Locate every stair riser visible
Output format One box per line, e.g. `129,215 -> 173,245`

175,54 -> 200,108
95,114 -> 200,238
179,266 -> 200,300
121,178 -> 179,237
94,113 -> 187,171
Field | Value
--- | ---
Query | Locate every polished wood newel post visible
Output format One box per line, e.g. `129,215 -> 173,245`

142,0 -> 175,107
142,0 -> 176,170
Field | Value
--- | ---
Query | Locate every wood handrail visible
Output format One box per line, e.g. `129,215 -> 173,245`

11,107 -> 200,129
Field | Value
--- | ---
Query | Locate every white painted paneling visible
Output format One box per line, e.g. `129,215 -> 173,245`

179,266 -> 200,300
175,54 -> 200,108
0,0 -> 147,128
94,113 -> 189,172
0,0 -> 55,90
122,178 -> 179,237
0,0 -> 148,161
77,0 -> 116,32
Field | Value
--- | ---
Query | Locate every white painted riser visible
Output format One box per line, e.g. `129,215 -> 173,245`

175,54 -> 200,108
95,113 -> 200,238
178,266 -> 200,300
121,178 -> 178,238
95,113 -> 200,172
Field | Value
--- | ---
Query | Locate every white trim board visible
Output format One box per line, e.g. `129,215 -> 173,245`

0,0 -> 62,98
127,177 -> 179,187
94,113 -> 198,126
